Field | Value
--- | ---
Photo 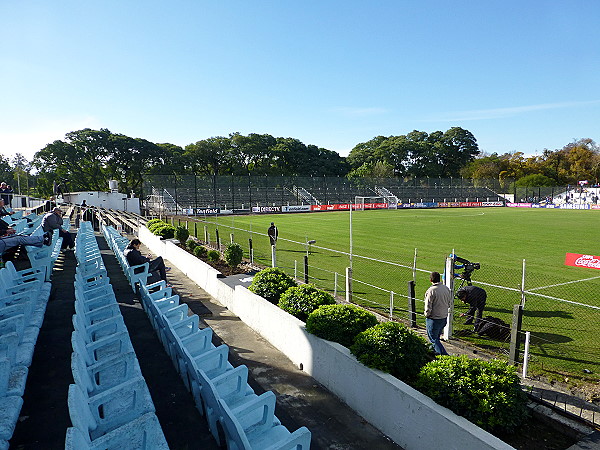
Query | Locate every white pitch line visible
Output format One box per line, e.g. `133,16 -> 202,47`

528,275 -> 600,292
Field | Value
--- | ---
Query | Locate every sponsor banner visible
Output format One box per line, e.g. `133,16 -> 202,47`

437,202 -> 461,208
311,203 -> 388,211
282,205 -> 311,213
459,202 -> 483,207
592,205 -> 600,210
194,208 -> 221,215
482,202 -> 504,207
558,204 -> 590,210
252,206 -> 282,213
507,202 -> 533,208
565,253 -> 600,270
414,202 -> 437,208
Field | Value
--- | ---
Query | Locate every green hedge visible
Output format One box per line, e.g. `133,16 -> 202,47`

306,304 -> 378,347
351,321 -> 430,382
224,243 -> 243,267
207,249 -> 220,262
277,284 -> 335,322
174,225 -> 190,243
415,355 -> 528,432
193,245 -> 207,258
248,267 -> 297,305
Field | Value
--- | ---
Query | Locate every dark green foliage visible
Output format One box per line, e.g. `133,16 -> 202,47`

207,249 -> 220,262
224,242 -> 243,267
174,225 -> 190,243
148,220 -> 167,233
277,284 -> 336,322
415,355 -> 528,432
153,224 -> 176,239
193,245 -> 207,258
306,304 -> 378,347
248,267 -> 297,305
146,218 -> 162,228
350,321 -> 430,382
187,240 -> 198,251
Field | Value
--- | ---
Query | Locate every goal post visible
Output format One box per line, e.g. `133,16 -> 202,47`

354,196 -> 394,210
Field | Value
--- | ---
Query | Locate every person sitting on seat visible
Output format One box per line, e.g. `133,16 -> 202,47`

124,238 -> 170,284
1,222 -> 52,259
41,207 -> 74,250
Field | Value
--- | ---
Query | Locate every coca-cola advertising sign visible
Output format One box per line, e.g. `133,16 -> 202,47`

565,253 -> 600,270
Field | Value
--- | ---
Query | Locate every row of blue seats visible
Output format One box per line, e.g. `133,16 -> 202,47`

101,226 -> 150,292
0,258 -> 51,450
65,222 -> 169,449
25,225 -> 64,282
139,280 -> 312,449
0,208 -> 40,235
99,222 -> 311,449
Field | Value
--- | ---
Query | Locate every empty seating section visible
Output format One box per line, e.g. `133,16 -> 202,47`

102,224 -> 311,448
0,239 -> 52,447
66,221 -> 168,449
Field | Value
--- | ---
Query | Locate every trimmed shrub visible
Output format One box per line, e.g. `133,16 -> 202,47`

174,225 -> 190,243
306,304 -> 378,347
278,284 -> 336,322
193,245 -> 207,258
153,224 -> 176,239
248,267 -> 297,305
207,249 -> 220,262
415,355 -> 528,432
148,221 -> 166,233
224,242 -> 243,268
146,218 -> 163,228
187,239 -> 198,251
351,321 -> 430,382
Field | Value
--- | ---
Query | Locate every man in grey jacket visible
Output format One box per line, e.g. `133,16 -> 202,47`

42,207 -> 74,250
424,271 -> 452,355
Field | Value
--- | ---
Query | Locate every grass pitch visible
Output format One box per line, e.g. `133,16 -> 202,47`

187,207 -> 600,383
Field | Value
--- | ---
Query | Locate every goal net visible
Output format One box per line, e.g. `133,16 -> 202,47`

354,196 -> 393,210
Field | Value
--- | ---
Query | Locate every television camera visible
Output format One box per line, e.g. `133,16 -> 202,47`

450,254 -> 480,287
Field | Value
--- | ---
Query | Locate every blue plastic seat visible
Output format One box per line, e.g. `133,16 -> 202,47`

67,379 -> 156,441
219,392 -> 312,450
71,350 -> 141,396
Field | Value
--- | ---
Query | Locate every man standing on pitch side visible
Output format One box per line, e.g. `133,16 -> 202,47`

424,271 -> 452,355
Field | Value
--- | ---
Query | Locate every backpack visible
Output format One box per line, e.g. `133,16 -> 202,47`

475,316 -> 511,341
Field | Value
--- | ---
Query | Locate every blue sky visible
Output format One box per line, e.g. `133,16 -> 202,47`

1,1 -> 599,163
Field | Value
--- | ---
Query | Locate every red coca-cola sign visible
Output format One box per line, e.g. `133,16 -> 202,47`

565,253 -> 600,270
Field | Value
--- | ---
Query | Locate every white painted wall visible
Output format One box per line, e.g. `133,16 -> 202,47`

138,226 -> 514,450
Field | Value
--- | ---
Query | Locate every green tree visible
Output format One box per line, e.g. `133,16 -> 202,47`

515,173 -> 556,187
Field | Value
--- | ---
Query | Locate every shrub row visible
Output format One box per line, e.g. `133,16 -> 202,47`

247,266 -> 528,433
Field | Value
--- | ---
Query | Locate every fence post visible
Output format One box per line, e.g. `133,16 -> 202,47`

271,245 -> 277,268
204,225 -> 208,243
334,272 -> 338,298
408,280 -> 417,327
346,267 -> 352,303
230,233 -> 234,244
509,304 -> 524,365
215,229 -> 220,250
304,255 -> 309,283
521,259 -> 527,308
294,260 -> 297,280
389,291 -> 394,320
443,255 -> 455,340
248,238 -> 253,264
194,222 -> 197,238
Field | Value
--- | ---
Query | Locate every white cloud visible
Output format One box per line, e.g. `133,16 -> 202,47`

427,100 -> 600,122
0,116 -> 102,162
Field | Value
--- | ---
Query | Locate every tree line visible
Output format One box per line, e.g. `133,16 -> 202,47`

1,128 -> 597,198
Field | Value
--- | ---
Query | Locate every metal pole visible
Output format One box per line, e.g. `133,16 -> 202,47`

509,304 -> 524,365
521,259 -> 526,308
349,202 -> 353,270
304,255 -> 309,283
412,248 -> 418,283
294,260 -> 297,280
271,245 -> 277,268
408,280 -> 417,327
345,267 -> 352,303
389,291 -> 394,320
443,255 -> 455,340
334,272 -> 338,298
522,331 -> 531,378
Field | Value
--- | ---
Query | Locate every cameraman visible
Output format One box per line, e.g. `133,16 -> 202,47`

456,285 -> 487,331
